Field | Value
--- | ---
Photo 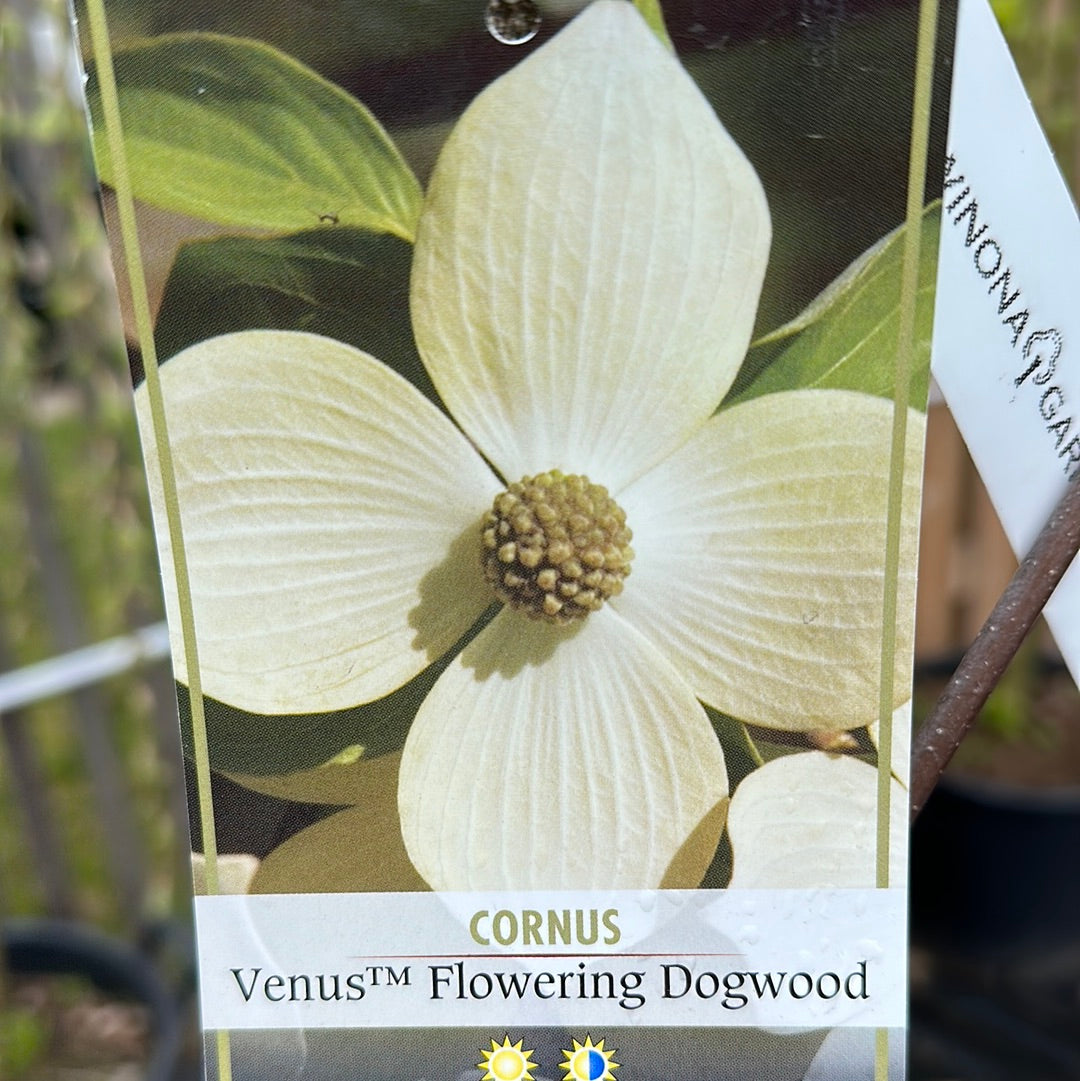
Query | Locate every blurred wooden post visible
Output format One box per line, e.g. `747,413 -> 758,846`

916,402 -> 1019,663
916,403 -> 967,656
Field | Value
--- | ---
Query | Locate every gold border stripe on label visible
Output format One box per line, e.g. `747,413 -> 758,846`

877,0 -> 942,1077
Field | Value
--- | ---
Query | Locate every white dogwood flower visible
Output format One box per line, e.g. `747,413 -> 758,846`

138,1 -> 920,891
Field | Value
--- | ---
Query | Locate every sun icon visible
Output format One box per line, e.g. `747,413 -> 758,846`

478,1036 -> 538,1081
560,1036 -> 619,1081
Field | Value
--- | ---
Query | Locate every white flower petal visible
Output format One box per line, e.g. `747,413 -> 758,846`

411,0 -> 770,490
191,852 -> 259,896
869,701 -> 912,788
616,390 -> 925,732
398,607 -> 729,890
137,330 -> 499,714
727,752 -> 906,888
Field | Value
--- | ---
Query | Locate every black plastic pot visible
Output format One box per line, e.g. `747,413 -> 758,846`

1,918 -> 188,1081
911,774 -> 1080,959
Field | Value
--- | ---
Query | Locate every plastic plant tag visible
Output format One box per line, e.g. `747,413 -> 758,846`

932,0 -> 1080,684
76,1 -> 955,1077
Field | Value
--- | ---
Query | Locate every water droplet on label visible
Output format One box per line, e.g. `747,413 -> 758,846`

739,923 -> 760,946
485,0 -> 541,44
857,937 -> 885,959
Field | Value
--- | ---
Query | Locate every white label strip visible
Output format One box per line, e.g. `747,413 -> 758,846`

931,0 -> 1080,683
194,889 -> 906,1030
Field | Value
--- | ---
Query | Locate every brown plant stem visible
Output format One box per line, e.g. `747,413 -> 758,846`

910,470 -> 1080,818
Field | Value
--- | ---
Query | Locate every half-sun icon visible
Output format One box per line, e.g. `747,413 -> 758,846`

478,1036 -> 538,1081
560,1035 -> 619,1081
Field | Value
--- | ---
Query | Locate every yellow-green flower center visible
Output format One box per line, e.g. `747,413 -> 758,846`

481,470 -> 634,625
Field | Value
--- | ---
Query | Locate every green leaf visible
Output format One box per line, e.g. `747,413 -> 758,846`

87,33 -> 422,240
631,0 -> 674,51
658,797 -> 728,889
226,749 -> 376,807
175,605 -> 496,776
683,6 -> 953,338
250,754 -> 429,893
727,204 -> 940,407
175,649 -> 442,776
153,227 -> 437,404
741,722 -> 873,767
704,705 -> 762,786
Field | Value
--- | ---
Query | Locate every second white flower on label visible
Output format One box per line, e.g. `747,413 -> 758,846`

138,1 -> 921,892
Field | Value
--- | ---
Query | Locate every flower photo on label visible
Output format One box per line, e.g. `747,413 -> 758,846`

127,1 -> 928,892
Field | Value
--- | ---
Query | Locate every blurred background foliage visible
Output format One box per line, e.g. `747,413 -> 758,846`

3,0 -> 189,1074
0,0 -> 1078,1077
992,0 -> 1080,192
2,0 -> 183,927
